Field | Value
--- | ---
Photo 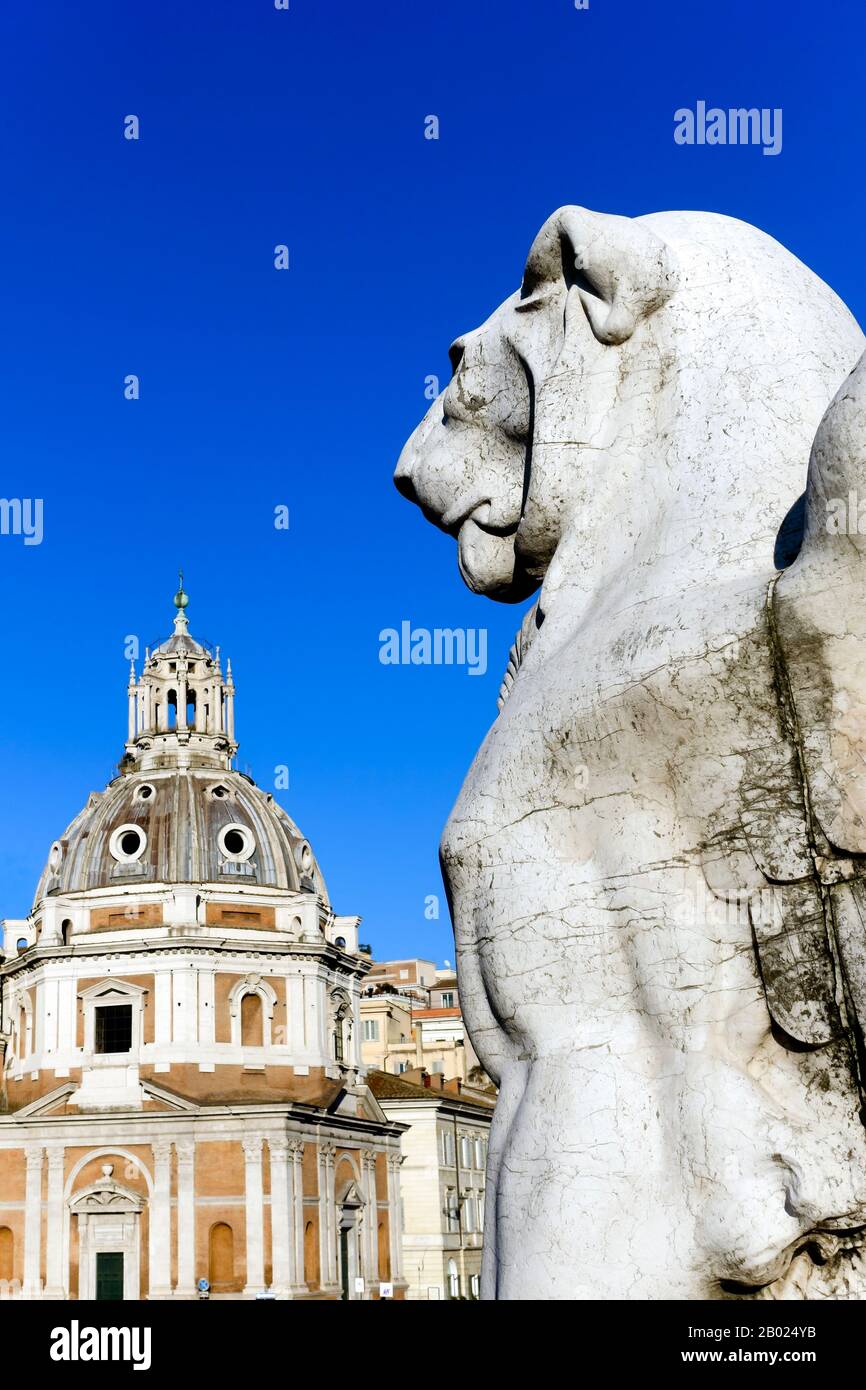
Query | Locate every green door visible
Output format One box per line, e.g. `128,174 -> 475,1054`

340,1229 -> 350,1301
96,1251 -> 124,1301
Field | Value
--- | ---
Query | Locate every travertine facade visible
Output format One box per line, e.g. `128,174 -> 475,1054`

0,586 -> 406,1300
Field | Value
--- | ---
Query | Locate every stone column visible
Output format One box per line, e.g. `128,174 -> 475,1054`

43,1148 -> 66,1298
268,1138 -> 291,1296
362,1150 -> 378,1286
148,1139 -> 172,1298
23,1146 -> 43,1297
317,1142 -> 338,1287
290,1140 -> 306,1289
387,1153 -> 404,1282
175,1140 -> 196,1296
242,1136 -> 265,1295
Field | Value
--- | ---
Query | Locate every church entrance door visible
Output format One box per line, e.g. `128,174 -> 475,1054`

96,1251 -> 124,1301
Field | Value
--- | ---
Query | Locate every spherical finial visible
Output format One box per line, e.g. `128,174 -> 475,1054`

173,569 -> 189,612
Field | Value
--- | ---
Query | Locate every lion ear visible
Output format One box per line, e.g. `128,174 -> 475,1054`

523,206 -> 679,344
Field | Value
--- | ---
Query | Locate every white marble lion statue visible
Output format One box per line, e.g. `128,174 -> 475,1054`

395,205 -> 866,1300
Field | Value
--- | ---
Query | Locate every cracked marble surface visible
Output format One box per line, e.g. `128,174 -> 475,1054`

395,206 -> 866,1299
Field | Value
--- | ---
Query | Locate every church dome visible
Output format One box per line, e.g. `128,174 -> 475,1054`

34,766 -> 328,904
34,581 -> 329,907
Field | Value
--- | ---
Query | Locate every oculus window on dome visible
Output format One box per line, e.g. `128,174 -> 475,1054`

109,824 -> 147,863
218,823 -> 255,862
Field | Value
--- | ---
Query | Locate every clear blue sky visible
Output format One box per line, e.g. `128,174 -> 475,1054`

1,0 -> 864,960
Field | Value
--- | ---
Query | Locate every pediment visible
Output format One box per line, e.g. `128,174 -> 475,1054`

338,1179 -> 365,1208
140,1079 -> 200,1112
13,1082 -> 77,1117
78,980 -> 148,1002
356,1084 -> 389,1125
70,1179 -> 144,1215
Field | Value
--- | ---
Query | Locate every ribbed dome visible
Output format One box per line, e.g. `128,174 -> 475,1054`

35,767 -> 328,904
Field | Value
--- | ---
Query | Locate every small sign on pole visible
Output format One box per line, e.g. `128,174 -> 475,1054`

379,1281 -> 394,1299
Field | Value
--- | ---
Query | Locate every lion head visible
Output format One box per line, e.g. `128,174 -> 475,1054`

395,205 -> 864,619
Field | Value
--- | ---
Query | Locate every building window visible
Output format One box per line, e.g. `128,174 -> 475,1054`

0,1228 -> 13,1285
478,1189 -> 484,1231
208,1222 -> 235,1291
474,1138 -> 485,1169
441,991 -> 455,1008
331,994 -> 351,1064
470,1273 -> 480,1299
377,1221 -> 390,1280
447,1259 -> 460,1298
218,823 -> 255,863
108,823 -> 147,864
240,992 -> 264,1046
95,1004 -> 133,1054
363,1019 -> 379,1041
445,1190 -> 460,1234
464,1196 -> 477,1233
304,1220 -> 319,1288
460,1136 -> 473,1169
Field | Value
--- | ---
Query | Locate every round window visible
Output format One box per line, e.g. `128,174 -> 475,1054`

294,841 -> 314,874
211,785 -> 229,800
134,784 -> 155,803
334,936 -> 347,949
218,823 -> 255,862
48,841 -> 63,872
109,823 -> 148,863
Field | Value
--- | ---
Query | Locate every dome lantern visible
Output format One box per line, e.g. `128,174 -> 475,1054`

125,579 -> 237,774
